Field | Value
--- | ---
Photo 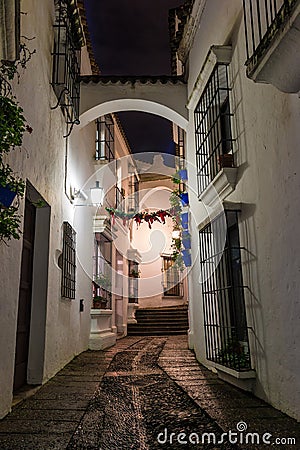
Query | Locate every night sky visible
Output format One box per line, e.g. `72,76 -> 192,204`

84,0 -> 184,158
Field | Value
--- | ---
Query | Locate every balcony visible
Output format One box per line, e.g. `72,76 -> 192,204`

243,0 -> 300,93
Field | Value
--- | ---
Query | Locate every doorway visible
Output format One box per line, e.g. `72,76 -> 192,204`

13,198 -> 36,391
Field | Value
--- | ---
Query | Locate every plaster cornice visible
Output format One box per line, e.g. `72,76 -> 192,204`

178,0 -> 207,63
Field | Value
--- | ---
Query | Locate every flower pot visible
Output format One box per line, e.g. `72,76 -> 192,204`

181,249 -> 192,267
182,237 -> 191,249
180,192 -> 189,207
0,185 -> 17,207
93,297 -> 107,309
181,212 -> 189,229
179,169 -> 188,181
218,153 -> 234,168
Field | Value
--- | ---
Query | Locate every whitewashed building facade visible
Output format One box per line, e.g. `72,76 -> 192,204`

170,0 -> 300,420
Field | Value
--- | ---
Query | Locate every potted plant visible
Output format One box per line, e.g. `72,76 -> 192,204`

218,339 -> 250,370
181,249 -> 192,267
218,153 -> 234,168
129,269 -> 141,278
182,231 -> 191,249
179,192 -> 189,207
93,295 -> 107,309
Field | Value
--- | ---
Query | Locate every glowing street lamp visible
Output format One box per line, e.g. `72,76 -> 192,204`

90,181 -> 104,206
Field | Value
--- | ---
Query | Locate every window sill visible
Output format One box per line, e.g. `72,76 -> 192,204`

199,167 -> 238,207
214,362 -> 256,392
90,309 -> 113,316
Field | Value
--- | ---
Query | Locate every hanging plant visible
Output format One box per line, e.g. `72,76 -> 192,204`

0,41 -> 35,243
0,206 -> 23,241
0,97 -> 27,155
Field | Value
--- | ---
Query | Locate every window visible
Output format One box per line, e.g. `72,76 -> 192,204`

93,234 -> 112,309
195,63 -> 234,195
199,211 -> 251,371
115,186 -> 125,210
174,125 -> 186,166
128,260 -> 139,303
61,221 -> 76,299
51,0 -> 83,131
127,172 -> 139,213
96,115 -> 114,161
162,256 -> 183,297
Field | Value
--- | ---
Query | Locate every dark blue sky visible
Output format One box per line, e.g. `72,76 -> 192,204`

84,0 -> 184,156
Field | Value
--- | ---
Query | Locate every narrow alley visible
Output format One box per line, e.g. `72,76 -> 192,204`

1,1 -> 300,446
0,336 -> 299,449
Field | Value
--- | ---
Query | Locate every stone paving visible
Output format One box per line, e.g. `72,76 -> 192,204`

0,336 -> 299,449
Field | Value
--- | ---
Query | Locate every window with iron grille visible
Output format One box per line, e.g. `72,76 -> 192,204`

51,0 -> 82,131
195,63 -> 234,195
162,256 -> 183,297
127,173 -> 139,213
61,221 -> 76,299
128,260 -> 139,303
96,115 -> 115,161
199,211 -> 251,371
93,234 -> 112,309
115,186 -> 125,210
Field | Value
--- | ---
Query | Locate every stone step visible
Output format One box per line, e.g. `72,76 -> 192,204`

128,306 -> 189,337
126,329 -> 188,336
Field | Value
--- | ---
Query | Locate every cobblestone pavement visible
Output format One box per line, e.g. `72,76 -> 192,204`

0,336 -> 299,449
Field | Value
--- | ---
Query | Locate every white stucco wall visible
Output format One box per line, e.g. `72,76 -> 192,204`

185,0 -> 300,420
0,0 -> 96,418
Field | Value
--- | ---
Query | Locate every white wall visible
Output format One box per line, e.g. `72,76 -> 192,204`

0,0 -> 96,418
185,0 -> 300,420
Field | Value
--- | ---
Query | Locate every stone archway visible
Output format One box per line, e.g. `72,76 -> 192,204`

79,75 -> 188,130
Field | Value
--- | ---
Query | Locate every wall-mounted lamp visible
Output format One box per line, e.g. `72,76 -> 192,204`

73,188 -> 88,201
90,181 -> 104,206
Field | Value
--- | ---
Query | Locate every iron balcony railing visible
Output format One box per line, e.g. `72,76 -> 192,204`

243,0 -> 297,63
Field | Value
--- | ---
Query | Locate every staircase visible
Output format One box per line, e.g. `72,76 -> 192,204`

127,306 -> 189,336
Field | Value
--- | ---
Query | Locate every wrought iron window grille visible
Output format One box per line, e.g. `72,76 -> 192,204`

115,186 -> 125,210
243,0 -> 297,64
93,235 -> 112,309
194,62 -> 235,195
127,174 -> 139,213
128,260 -> 139,303
95,115 -> 115,161
199,210 -> 251,372
61,221 -> 76,299
162,255 -> 183,297
51,0 -> 82,137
